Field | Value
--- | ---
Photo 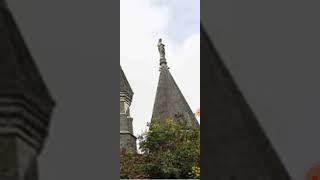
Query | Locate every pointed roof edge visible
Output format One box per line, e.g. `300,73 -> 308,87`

120,65 -> 133,98
201,24 -> 291,177
0,3 -> 56,110
151,67 -> 199,127
151,38 -> 199,127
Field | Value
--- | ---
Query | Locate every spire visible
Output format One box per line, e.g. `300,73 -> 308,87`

120,66 -> 133,101
0,2 -> 55,112
120,66 -> 137,152
0,4 -> 55,179
151,39 -> 199,128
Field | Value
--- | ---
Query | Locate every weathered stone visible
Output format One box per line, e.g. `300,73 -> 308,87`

120,66 -> 136,152
151,39 -> 199,128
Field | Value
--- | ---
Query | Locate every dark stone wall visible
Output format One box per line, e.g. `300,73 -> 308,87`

120,133 -> 136,152
201,26 -> 291,179
0,4 -> 54,180
24,159 -> 38,180
120,112 -> 129,132
0,135 -> 19,180
0,135 -> 37,180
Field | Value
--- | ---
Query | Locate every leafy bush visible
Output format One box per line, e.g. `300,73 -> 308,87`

120,150 -> 146,179
120,118 -> 200,179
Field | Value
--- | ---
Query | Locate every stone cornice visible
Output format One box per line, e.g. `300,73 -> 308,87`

0,97 -> 53,152
120,131 -> 137,139
120,93 -> 132,106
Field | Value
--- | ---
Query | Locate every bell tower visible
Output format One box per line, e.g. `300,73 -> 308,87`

120,66 -> 136,152
0,1 -> 55,179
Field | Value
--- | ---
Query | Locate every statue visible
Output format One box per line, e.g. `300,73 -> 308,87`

158,38 -> 165,59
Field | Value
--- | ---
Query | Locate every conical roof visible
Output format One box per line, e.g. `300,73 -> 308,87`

120,66 -> 133,99
200,24 -> 291,178
0,3 -> 55,114
151,39 -> 199,128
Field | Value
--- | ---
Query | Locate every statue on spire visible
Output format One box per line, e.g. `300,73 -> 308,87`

158,38 -> 166,59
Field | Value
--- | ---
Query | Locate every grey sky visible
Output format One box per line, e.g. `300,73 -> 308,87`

153,0 -> 200,43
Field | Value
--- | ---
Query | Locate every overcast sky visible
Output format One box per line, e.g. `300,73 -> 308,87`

120,0 -> 200,136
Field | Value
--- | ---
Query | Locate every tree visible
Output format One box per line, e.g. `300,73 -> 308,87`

120,118 -> 200,179
120,150 -> 146,179
131,118 -> 199,179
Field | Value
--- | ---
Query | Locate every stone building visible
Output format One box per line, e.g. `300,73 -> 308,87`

0,1 -> 55,180
120,66 -> 137,152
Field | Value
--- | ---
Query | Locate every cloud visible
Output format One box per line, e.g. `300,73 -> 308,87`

120,0 -> 169,64
120,0 -> 200,136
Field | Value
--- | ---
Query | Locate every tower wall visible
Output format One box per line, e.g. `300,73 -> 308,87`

120,67 -> 137,152
0,135 -> 38,180
0,2 -> 55,179
120,133 -> 137,152
23,159 -> 38,180
120,98 -> 137,152
120,99 -> 130,131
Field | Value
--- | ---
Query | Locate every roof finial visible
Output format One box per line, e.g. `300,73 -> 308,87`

158,38 -> 167,67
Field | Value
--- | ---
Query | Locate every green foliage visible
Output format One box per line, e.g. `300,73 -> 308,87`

120,118 -> 200,179
120,150 -> 147,179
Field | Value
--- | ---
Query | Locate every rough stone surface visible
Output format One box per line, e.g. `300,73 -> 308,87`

201,25 -> 291,179
120,133 -> 137,152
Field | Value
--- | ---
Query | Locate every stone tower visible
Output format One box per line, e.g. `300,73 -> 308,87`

0,1 -> 55,180
201,25 -> 291,179
151,39 -> 199,128
120,66 -> 136,152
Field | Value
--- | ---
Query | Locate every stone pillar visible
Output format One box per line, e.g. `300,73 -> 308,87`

120,66 -> 137,152
120,96 -> 137,152
0,97 -> 54,180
